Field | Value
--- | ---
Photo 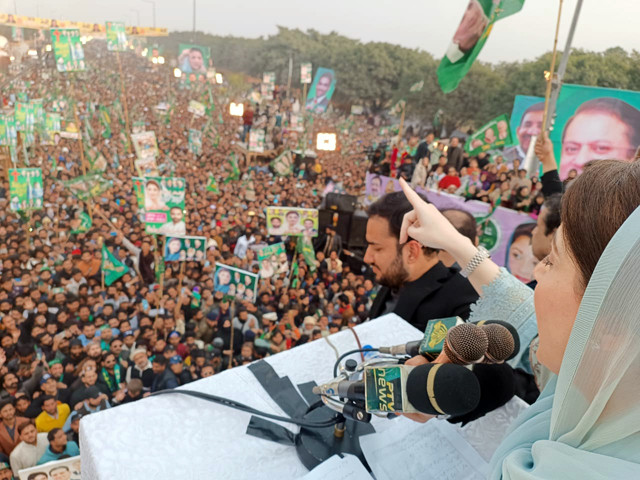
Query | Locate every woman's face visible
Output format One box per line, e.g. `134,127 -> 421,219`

169,240 -> 181,254
146,183 -> 160,201
533,226 -> 583,374
218,270 -> 230,285
508,234 -> 538,283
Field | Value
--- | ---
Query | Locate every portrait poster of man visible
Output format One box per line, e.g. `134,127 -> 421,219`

0,115 -> 17,147
130,131 -> 159,163
9,168 -> 43,211
249,129 -> 265,153
177,44 -> 211,82
132,176 -> 186,235
18,455 -> 81,480
305,67 -> 337,113
549,84 -> 640,179
266,207 -> 319,237
188,128 -> 202,155
50,28 -> 86,72
300,63 -> 312,84
504,95 -> 544,162
164,236 -> 206,262
257,243 -> 289,279
465,114 -> 514,156
105,21 -> 127,51
213,263 -> 259,303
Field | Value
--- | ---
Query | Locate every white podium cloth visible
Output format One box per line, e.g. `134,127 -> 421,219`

80,314 -> 422,480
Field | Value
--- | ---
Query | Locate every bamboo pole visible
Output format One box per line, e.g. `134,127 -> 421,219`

541,0 -> 565,131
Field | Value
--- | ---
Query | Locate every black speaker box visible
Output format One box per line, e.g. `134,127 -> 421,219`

325,193 -> 357,213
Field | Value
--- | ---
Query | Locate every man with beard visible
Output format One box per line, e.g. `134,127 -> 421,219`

364,192 -> 478,331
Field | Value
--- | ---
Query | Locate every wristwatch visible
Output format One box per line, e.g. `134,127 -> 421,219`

460,246 -> 490,278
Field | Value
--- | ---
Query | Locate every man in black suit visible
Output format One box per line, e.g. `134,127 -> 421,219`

446,137 -> 465,172
365,192 -> 478,332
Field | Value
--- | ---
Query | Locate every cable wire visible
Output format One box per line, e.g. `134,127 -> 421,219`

150,389 -> 341,429
333,348 -> 379,377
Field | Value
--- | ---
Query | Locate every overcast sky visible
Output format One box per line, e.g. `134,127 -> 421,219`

4,0 -> 640,62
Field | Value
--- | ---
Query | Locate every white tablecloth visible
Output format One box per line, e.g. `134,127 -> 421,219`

80,314 -> 423,480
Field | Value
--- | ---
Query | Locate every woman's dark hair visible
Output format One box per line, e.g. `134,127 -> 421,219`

562,159 -> 640,290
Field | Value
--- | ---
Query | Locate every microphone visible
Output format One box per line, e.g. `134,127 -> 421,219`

472,320 -> 520,362
313,363 -> 481,417
379,322 -> 488,365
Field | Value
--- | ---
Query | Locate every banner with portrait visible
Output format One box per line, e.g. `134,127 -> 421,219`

249,129 -> 265,153
130,131 -> 159,164
305,67 -> 337,114
164,236 -> 206,262
63,174 -> 113,202
0,115 -> 17,147
266,207 -> 319,237
178,44 -> 211,84
270,150 -> 294,177
18,455 -> 81,480
188,129 -> 202,155
50,28 -> 86,72
132,177 -> 186,235
9,168 -> 43,211
503,95 -> 545,162
549,84 -> 640,179
465,114 -> 513,156
214,263 -> 259,303
106,21 -> 128,51
300,63 -> 312,84
188,100 -> 206,117
257,243 -> 289,279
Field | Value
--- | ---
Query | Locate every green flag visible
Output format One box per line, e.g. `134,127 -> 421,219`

105,21 -> 127,52
437,0 -> 525,93
99,106 -> 112,139
84,116 -> 94,140
50,28 -> 86,72
296,237 -> 317,273
223,153 -> 240,184
464,114 -> 513,156
188,129 -> 202,155
270,150 -> 294,177
206,174 -> 220,194
71,212 -> 92,234
290,259 -> 299,289
101,244 -> 128,286
409,80 -> 424,93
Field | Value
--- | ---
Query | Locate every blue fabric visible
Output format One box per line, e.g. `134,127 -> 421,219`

37,441 -> 80,465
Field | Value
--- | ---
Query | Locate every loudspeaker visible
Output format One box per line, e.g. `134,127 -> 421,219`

318,209 -> 352,242
348,212 -> 368,249
325,193 -> 357,213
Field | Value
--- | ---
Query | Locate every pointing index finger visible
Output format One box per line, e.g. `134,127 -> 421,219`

399,178 -> 423,207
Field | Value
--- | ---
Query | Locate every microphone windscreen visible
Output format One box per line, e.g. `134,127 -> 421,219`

481,324 -> 515,363
474,320 -> 520,361
406,363 -> 481,417
444,323 -> 488,364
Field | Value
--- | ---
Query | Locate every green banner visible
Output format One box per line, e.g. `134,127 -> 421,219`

206,174 -> 220,194
296,236 -> 317,273
50,28 -> 86,72
437,0 -> 524,93
86,147 -> 107,173
41,113 -> 61,146
270,150 -> 294,177
15,102 -> 34,132
9,168 -> 43,212
71,211 -> 93,234
549,83 -> 640,179
63,174 -> 113,202
188,129 -> 202,155
133,177 -> 186,235
102,244 -> 128,286
465,114 -> 513,156
213,263 -> 259,303
99,105 -> 112,139
106,21 -> 127,52
223,153 -> 240,184
0,115 -> 17,147
257,243 -> 288,278
164,236 -> 206,262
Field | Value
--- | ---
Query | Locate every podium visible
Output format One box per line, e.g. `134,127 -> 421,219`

80,315 -> 421,480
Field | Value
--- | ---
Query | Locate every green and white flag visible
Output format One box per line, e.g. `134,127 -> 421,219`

409,80 -> 424,93
101,244 -> 128,286
0,115 -> 17,147
71,211 -> 93,234
223,153 -> 240,184
188,129 -> 202,155
105,21 -> 128,52
296,236 -> 317,273
50,28 -> 86,72
437,0 -> 525,93
270,150 -> 294,177
206,174 -> 220,194
389,99 -> 406,117
63,174 -> 113,202
8,168 -> 43,212
465,114 -> 514,156
85,147 -> 108,173
99,106 -> 112,139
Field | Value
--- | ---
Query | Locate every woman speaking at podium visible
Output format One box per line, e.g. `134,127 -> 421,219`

397,149 -> 640,478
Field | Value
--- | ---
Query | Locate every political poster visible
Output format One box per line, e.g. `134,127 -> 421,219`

504,95 -> 544,162
50,28 -> 86,72
249,129 -> 265,153
41,113 -> 61,145
300,63 -> 312,84
549,84 -> 640,179
188,100 -> 206,117
214,263 -> 259,303
9,168 -> 43,211
465,114 -> 513,156
131,131 -> 159,163
134,157 -> 159,177
270,150 -> 294,177
106,21 -> 127,51
188,129 -> 202,155
18,455 -> 81,480
164,236 -> 206,262
86,147 -> 108,173
177,44 -> 211,83
305,67 -> 337,113
132,176 -> 186,235
14,102 -> 34,132
206,174 -> 220,194
289,114 -> 303,132
0,115 -> 17,147
257,243 -> 289,279
63,174 -> 113,202
266,207 -> 319,237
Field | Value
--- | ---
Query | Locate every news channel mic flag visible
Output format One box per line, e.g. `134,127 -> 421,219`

549,84 -> 640,179
305,67 -> 337,114
177,44 -> 211,82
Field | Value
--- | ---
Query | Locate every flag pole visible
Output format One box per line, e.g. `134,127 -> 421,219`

69,75 -> 94,223
541,0 -> 565,132
397,101 -> 406,145
115,50 -> 135,174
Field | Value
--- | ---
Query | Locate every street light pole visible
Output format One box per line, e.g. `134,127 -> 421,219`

192,0 -> 196,34
142,0 -> 157,28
